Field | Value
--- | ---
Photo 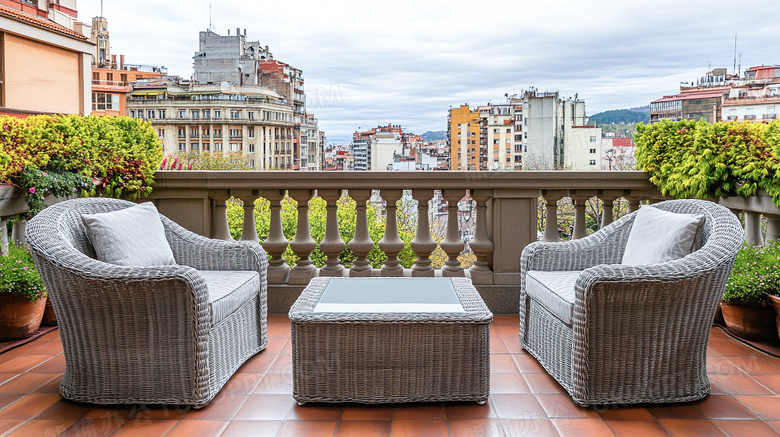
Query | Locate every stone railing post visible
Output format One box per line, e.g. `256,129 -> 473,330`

209,191 -> 233,241
288,190 -> 317,285
410,190 -> 437,277
601,198 -> 615,229
744,211 -> 763,245
259,189 -> 289,284
570,196 -> 589,240
469,190 -> 494,285
319,189 -> 345,277
348,190 -> 374,277
234,190 -> 260,243
491,189 -> 538,285
379,189 -> 405,277
0,220 -> 7,256
440,189 -> 465,277
540,190 -> 566,242
766,215 -> 780,242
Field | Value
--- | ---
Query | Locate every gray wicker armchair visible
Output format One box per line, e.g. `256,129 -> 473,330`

25,197 -> 268,408
519,199 -> 743,406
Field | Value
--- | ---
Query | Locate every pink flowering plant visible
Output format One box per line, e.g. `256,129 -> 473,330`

0,246 -> 45,301
723,242 -> 780,304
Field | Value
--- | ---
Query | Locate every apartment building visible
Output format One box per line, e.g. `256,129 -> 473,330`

721,66 -> 780,122
522,90 -> 601,170
0,1 -> 93,116
302,113 -> 323,170
447,105 -> 480,170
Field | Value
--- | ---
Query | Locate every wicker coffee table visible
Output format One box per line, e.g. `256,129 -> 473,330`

289,277 -> 492,404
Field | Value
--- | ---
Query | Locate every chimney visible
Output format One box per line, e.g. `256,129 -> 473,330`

111,54 -> 116,67
244,28 -> 246,36
120,54 -> 125,69
227,29 -> 230,35
236,28 -> 240,37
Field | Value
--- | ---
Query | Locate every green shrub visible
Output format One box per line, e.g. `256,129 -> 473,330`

723,242 -> 780,304
0,246 -> 45,302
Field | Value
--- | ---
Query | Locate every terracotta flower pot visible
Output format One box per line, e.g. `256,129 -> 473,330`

766,294 -> 780,341
0,293 -> 47,341
720,300 -> 778,341
41,299 -> 57,326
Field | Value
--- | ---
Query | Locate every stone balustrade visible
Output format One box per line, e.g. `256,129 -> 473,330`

719,190 -> 780,246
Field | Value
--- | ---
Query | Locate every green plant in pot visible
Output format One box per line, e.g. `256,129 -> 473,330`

721,242 -> 780,341
0,246 -> 47,341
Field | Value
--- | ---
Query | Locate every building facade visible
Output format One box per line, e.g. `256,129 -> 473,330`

0,2 -> 93,116
720,66 -> 780,123
447,105 -> 481,170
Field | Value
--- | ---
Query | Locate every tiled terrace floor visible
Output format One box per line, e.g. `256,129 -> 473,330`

3,315 -> 780,436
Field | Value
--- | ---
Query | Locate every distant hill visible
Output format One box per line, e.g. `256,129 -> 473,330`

420,130 -> 447,141
589,108 -> 650,125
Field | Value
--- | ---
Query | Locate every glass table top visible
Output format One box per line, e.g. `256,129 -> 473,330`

312,278 -> 465,313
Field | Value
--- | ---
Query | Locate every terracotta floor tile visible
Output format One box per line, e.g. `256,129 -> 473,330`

32,355 -> 65,373
713,419 -> 779,437
391,404 -> 445,420
221,420 -> 283,437
24,340 -> 63,355
491,339 -> 510,354
224,372 -> 264,395
0,355 -> 52,373
490,394 -> 547,419
707,355 -> 744,375
111,418 -> 178,436
709,339 -> 761,356
286,402 -> 342,420
491,355 -> 520,373
235,393 -> 295,420
6,418 -> 75,437
185,393 -> 251,420
692,395 -> 755,419
254,372 -> 294,395
734,395 -> 780,420
503,338 -> 526,354
267,314 -> 290,323
753,375 -> 780,395
33,375 -> 62,393
340,405 -> 393,421
449,418 -> 505,437
492,315 -> 518,325
523,373 -> 565,394
605,420 -> 670,437
491,373 -> 530,394
553,418 -> 615,436
267,354 -> 293,374
391,419 -> 449,437
37,331 -> 60,342
0,374 -> 14,385
267,323 -> 292,338
709,328 -> 731,341
166,419 -> 229,437
35,398 -> 93,419
264,337 -> 288,355
281,339 -> 293,355
598,406 -> 653,421
725,355 -> 780,376
0,393 -> 61,419
0,373 -> 56,394
513,354 -> 546,373
60,415 -> 129,437
659,419 -> 727,436
536,394 -> 599,419
647,404 -> 705,420
0,394 -> 22,410
335,420 -> 391,437
501,418 -> 559,436
495,324 -> 520,338
237,351 -> 277,373
444,401 -> 497,419
277,420 -> 338,437
709,374 -> 774,395
0,419 -> 24,435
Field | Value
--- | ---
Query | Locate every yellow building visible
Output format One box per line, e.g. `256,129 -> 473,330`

447,105 -> 481,170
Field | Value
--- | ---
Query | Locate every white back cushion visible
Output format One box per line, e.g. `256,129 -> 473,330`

622,205 -> 704,265
82,202 -> 177,266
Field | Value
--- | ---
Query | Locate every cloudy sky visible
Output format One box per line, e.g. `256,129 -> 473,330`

79,0 -> 780,142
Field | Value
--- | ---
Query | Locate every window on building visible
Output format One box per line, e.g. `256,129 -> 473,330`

589,136 -> 597,142
214,143 -> 223,151
179,110 -> 186,119
120,73 -> 127,83
248,128 -> 254,138
191,128 -> 199,137
203,109 -> 210,119
203,143 -> 210,151
249,143 -> 255,152
506,128 -> 511,133
106,73 -> 113,82
178,128 -> 185,137
214,128 -> 222,136
178,143 -> 186,151
191,143 -> 199,151
191,109 -> 200,119
471,140 -> 476,145
230,128 -> 241,137
92,72 -> 99,80
214,109 -> 221,118
158,109 -> 166,119
590,148 -> 596,154
250,159 -> 255,168
157,129 -> 164,138
91,93 -> 114,111
130,110 -> 136,118
147,110 -> 155,119
203,128 -> 210,137
230,110 -> 241,119
589,160 -> 596,165
248,111 -> 255,120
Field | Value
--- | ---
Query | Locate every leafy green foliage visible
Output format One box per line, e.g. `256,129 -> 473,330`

635,120 -> 780,204
19,166 -> 95,216
723,242 -> 780,304
0,246 -> 45,301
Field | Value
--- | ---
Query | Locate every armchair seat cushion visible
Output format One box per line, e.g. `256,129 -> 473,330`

200,270 -> 260,324
525,270 -> 581,325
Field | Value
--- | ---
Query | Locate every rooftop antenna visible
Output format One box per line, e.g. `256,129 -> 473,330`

738,53 -> 743,76
100,0 -> 103,16
209,4 -> 212,31
733,33 -> 737,75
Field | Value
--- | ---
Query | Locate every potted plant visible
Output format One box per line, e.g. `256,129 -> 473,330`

0,246 -> 47,341
720,243 -> 780,341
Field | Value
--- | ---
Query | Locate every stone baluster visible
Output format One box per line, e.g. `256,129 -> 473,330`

625,197 -> 642,213
440,190 -> 465,277
600,198 -> 615,229
209,191 -> 233,241
766,216 -> 780,242
379,190 -> 405,277
259,189 -> 289,284
540,190 -> 565,242
235,190 -> 260,243
744,211 -> 763,245
469,190 -> 494,285
348,190 -> 374,277
570,196 -> 590,240
319,190 -> 346,277
1,220 -> 8,255
410,190 -> 437,277
288,190 -> 317,285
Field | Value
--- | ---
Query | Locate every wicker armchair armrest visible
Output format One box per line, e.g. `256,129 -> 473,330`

162,216 -> 268,273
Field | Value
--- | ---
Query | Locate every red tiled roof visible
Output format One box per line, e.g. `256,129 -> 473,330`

0,4 -> 88,40
651,89 -> 726,104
